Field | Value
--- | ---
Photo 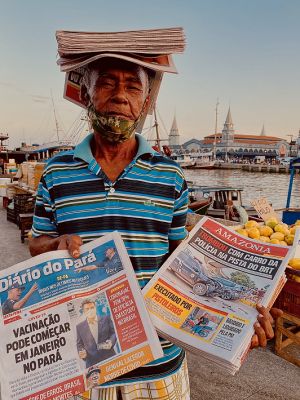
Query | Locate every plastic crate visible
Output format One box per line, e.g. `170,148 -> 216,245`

14,194 -> 35,214
6,207 -> 16,223
275,269 -> 300,318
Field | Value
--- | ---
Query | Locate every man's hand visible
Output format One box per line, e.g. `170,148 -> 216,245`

28,283 -> 38,294
29,234 -> 83,258
57,235 -> 83,258
98,340 -> 112,350
250,305 -> 283,348
78,349 -> 87,359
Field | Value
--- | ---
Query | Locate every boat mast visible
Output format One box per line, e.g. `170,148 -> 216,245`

51,91 -> 60,141
213,99 -> 219,160
153,106 -> 161,152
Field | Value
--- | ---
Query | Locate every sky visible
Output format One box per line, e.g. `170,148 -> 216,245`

1,0 -> 300,148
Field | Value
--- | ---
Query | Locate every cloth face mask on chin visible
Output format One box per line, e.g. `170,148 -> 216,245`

88,106 -> 138,143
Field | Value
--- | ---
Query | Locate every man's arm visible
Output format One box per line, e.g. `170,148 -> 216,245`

100,316 -> 117,350
108,316 -> 117,347
76,324 -> 87,359
169,239 -> 183,255
30,170 -> 83,258
29,234 -> 83,258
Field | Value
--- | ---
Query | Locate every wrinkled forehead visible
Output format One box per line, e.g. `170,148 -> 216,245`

86,58 -> 149,86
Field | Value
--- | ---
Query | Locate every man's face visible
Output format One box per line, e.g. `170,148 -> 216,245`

9,288 -> 22,301
86,63 -> 149,121
83,302 -> 97,320
89,371 -> 100,385
105,248 -> 115,259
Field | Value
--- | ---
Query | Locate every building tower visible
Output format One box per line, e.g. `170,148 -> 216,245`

260,124 -> 266,136
0,132 -> 9,151
169,115 -> 180,147
221,107 -> 235,144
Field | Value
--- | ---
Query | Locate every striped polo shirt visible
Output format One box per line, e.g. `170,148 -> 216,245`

32,132 -> 189,386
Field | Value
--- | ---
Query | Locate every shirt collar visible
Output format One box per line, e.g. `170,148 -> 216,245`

87,316 -> 98,325
73,133 -> 156,164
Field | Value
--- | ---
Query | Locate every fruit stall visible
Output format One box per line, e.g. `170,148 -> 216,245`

232,217 -> 300,367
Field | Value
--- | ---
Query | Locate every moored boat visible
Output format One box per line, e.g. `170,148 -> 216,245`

190,151 -> 215,169
170,153 -> 196,168
188,183 -> 258,223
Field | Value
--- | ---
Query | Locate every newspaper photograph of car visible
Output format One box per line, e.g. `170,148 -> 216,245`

168,250 -> 250,300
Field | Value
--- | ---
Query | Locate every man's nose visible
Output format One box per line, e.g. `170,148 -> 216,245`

111,83 -> 128,103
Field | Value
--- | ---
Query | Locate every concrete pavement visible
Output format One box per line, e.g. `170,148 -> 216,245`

0,207 -> 299,400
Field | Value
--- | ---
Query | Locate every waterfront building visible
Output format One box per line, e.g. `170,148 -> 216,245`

182,108 -> 290,162
19,140 -> 74,160
168,115 -> 181,151
0,136 -> 74,166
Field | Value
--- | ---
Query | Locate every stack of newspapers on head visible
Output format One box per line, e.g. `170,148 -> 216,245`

142,217 -> 291,374
56,27 -> 186,72
55,27 -> 185,131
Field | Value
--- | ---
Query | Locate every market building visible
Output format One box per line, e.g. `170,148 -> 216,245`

168,115 -> 181,150
181,108 -> 290,162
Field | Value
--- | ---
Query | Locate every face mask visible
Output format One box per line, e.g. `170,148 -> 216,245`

87,98 -> 148,144
85,309 -> 96,319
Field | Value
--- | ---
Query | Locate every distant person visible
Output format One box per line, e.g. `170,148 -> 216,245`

76,247 -> 122,275
2,282 -> 38,315
76,299 -> 116,368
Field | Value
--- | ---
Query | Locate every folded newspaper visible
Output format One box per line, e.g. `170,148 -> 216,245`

143,217 -> 291,374
0,232 -> 163,400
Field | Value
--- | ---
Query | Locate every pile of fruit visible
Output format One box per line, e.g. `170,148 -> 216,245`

236,217 -> 298,246
287,258 -> 300,282
235,217 -> 300,281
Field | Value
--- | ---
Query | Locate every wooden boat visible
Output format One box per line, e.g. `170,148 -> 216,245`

188,197 -> 212,215
190,151 -> 215,169
170,154 -> 196,168
188,184 -> 258,222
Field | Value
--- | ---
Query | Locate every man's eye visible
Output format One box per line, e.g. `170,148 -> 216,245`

102,82 -> 114,88
128,85 -> 142,91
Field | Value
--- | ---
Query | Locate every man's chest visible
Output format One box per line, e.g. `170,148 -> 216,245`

51,173 -> 176,235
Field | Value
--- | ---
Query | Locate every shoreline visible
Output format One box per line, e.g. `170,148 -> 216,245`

185,163 -> 292,173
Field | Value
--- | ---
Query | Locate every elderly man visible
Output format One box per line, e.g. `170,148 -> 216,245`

29,57 -> 190,399
29,56 -> 280,400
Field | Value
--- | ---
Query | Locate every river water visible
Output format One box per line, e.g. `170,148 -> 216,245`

184,169 -> 300,210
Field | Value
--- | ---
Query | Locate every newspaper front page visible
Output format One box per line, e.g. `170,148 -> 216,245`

143,217 -> 291,374
0,232 -> 163,400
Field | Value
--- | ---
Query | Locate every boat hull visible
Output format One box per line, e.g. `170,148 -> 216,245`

192,162 -> 215,169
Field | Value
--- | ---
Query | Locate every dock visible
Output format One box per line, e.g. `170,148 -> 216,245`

213,163 -> 292,173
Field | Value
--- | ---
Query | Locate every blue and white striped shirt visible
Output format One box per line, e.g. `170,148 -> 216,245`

32,133 -> 189,385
